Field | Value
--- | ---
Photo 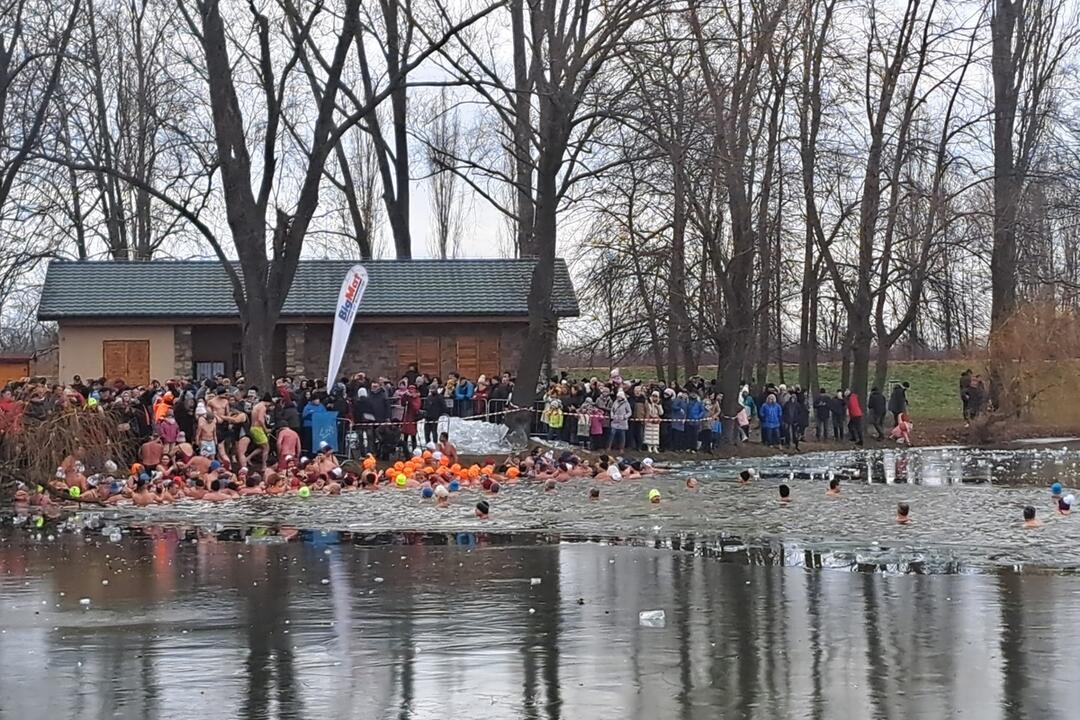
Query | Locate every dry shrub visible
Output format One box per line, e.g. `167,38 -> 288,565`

0,409 -> 129,485
985,301 -> 1080,426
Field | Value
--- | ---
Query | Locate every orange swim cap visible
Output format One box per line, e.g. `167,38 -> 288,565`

507,467 -> 520,478
439,457 -> 449,467
451,463 -> 461,473
422,450 -> 432,459
394,461 -> 405,471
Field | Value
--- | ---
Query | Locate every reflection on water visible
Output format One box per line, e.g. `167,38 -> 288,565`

1,532 -> 1078,720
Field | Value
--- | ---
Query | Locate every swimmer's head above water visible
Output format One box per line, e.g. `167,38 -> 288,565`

1024,505 -> 1041,528
778,484 -> 791,503
896,502 -> 910,524
827,478 -> 840,495
589,487 -> 600,500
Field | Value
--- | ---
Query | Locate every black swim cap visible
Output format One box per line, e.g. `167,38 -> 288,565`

476,500 -> 490,515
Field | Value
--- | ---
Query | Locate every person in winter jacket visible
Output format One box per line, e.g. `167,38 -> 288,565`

759,393 -> 782,447
423,386 -> 443,446
644,392 -> 663,452
846,389 -> 864,446
609,390 -> 632,451
454,376 -> 475,417
782,395 -> 802,450
577,398 -> 594,447
545,399 -> 564,441
588,403 -> 605,450
686,393 -> 706,452
829,390 -> 846,441
668,393 -> 688,451
813,388 -> 831,440
397,385 -> 421,453
888,382 -> 909,426
868,386 -> 887,440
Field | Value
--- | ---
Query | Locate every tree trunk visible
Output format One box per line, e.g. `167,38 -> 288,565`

668,153 -> 688,383
510,0 -> 535,257
989,0 -> 1021,411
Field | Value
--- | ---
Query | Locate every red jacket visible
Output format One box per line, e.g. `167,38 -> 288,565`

847,393 -> 863,418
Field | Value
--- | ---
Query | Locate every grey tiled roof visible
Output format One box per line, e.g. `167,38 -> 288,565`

38,258 -> 579,320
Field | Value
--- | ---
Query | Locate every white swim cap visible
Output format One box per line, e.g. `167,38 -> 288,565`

642,458 -> 654,466
1066,494 -> 1076,507
433,451 -> 443,461
435,485 -> 449,499
412,447 -> 422,457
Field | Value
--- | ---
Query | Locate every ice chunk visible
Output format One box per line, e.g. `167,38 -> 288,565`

638,610 -> 666,628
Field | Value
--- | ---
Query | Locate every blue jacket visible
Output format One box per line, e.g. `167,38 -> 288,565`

302,401 -> 327,428
670,399 -> 687,431
687,399 -> 706,424
454,381 -> 475,401
760,402 -> 782,428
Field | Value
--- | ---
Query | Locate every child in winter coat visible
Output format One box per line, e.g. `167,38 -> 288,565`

589,404 -> 605,450
577,399 -> 594,447
545,400 -> 564,441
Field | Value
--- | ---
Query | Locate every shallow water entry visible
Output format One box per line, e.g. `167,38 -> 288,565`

1,531 -> 1078,720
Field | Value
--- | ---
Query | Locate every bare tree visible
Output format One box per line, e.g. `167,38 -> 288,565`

988,0 -> 1078,409
688,0 -> 785,434
426,87 -> 464,259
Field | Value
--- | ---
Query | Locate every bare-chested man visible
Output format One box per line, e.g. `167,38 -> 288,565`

276,425 -> 300,469
247,393 -> 272,468
195,409 -> 218,459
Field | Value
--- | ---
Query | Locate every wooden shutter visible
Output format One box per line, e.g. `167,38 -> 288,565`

478,336 -> 500,379
417,337 -> 441,376
103,341 -> 128,381
127,340 -> 150,386
455,337 -> 480,380
102,340 -> 150,386
397,338 -> 418,378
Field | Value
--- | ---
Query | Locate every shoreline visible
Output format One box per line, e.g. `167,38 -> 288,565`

1,418 -> 1075,504
471,418 -> 1078,467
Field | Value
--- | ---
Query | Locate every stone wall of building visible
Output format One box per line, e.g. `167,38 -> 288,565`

284,324 -> 307,378
173,325 -> 193,377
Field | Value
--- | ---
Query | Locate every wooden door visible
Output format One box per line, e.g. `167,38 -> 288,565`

478,336 -> 500,379
396,338 -> 417,380
455,337 -> 480,381
417,338 -> 441,377
102,340 -> 150,386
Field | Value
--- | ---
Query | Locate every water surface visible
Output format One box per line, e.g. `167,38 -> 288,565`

1,531 -> 1078,720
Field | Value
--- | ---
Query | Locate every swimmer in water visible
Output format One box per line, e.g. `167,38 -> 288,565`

648,488 -> 661,504
896,502 -> 910,524
1023,505 -> 1042,528
778,483 -> 791,505
1051,482 -> 1063,502
738,469 -> 753,485
826,478 -> 841,497
544,479 -> 557,492
589,487 -> 600,501
1058,495 -> 1073,516
475,499 -> 490,519
686,477 -> 699,490
435,484 -> 450,508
